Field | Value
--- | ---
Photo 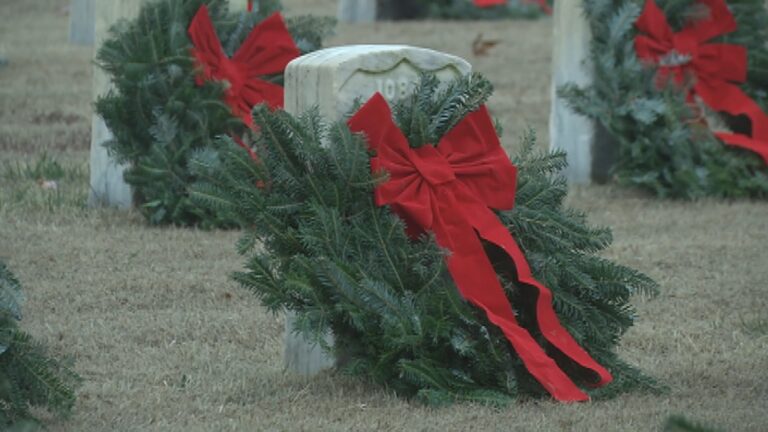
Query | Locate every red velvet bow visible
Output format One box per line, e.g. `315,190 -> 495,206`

473,0 -> 552,15
348,94 -> 612,402
635,0 -> 768,163
188,5 -> 300,128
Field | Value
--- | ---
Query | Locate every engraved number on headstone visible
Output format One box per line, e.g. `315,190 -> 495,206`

376,78 -> 411,102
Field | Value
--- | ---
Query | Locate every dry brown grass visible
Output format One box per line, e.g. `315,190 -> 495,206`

1,1 -> 767,430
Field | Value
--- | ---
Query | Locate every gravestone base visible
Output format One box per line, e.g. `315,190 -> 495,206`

282,44 -> 471,375
284,312 -> 335,375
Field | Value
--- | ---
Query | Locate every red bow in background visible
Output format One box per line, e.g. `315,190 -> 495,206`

348,94 -> 612,402
472,0 -> 552,15
247,1 -> 254,11
635,0 -> 768,163
188,5 -> 300,129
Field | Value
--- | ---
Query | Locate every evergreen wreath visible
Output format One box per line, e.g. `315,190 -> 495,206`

95,0 -> 333,227
190,74 -> 661,404
0,261 -> 79,427
560,0 -> 768,198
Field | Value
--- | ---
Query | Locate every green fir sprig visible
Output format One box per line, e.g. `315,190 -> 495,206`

0,262 -> 79,428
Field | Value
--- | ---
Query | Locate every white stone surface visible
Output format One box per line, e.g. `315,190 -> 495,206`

282,44 -> 471,376
548,0 -> 595,184
69,0 -> 95,46
337,0 -> 377,23
285,45 -> 471,121
89,0 -> 149,209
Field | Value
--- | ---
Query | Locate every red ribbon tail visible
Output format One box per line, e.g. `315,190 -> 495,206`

444,237 -> 590,401
436,193 -> 594,401
232,135 -> 260,162
715,132 -> 768,164
696,80 -> 768,142
463,198 -> 613,388
247,1 -> 254,12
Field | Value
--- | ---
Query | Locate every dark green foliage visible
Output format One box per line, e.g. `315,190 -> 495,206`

96,0 -> 333,227
663,415 -> 723,432
410,0 -> 548,19
191,74 -> 661,404
0,262 -> 79,428
560,0 -> 768,198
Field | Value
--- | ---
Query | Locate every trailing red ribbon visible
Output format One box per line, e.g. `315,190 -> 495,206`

348,94 -> 612,402
188,5 -> 300,128
635,0 -> 768,163
247,1 -> 254,12
472,0 -> 552,15
232,135 -> 260,162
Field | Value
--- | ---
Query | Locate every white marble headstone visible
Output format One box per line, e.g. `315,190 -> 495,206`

282,44 -> 471,376
69,0 -> 95,46
337,0 -> 377,23
88,0 -> 146,209
548,0 -> 614,184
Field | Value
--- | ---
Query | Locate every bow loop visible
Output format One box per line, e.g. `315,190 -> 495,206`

188,6 -> 300,127
681,0 -> 737,42
439,105 -> 517,211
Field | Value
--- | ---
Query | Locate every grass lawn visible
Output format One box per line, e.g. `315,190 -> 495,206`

0,1 -> 766,430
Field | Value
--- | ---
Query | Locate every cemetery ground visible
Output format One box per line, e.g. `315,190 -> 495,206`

1,0 -> 767,430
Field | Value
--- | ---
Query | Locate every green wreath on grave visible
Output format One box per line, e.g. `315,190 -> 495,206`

190,74 -> 661,404
0,261 -> 79,427
560,0 -> 768,198
95,0 -> 333,227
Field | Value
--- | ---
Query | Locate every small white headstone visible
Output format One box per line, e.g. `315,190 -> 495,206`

282,44 -> 471,375
89,0 -> 149,209
69,0 -> 95,46
548,0 -> 599,184
337,0 -> 377,23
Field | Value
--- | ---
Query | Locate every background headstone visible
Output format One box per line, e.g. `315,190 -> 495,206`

69,0 -> 95,46
548,0 -> 615,184
337,0 -> 377,23
283,44 -> 471,375
88,0 -> 147,209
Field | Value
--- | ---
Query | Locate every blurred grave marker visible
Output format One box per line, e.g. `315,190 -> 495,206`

282,44 -> 471,375
69,0 -> 95,46
337,0 -> 376,22
548,0 -> 615,183
88,0 -> 147,208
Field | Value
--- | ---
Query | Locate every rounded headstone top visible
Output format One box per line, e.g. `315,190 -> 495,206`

285,44 -> 472,119
288,45 -> 470,72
